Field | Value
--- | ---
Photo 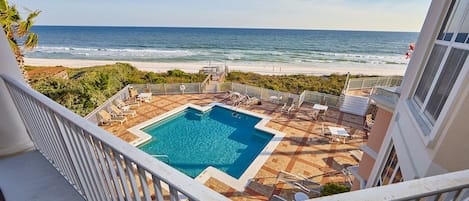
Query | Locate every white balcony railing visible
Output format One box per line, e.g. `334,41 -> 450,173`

310,169 -> 469,201
1,75 -> 229,201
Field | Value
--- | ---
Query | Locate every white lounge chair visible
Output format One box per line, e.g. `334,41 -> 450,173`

287,103 -> 296,114
276,171 -> 322,195
110,104 -> 137,117
97,110 -> 127,125
280,97 -> 294,113
114,98 -> 139,108
280,103 -> 287,113
270,195 -> 288,201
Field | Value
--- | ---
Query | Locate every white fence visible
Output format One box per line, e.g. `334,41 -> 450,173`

2,75 -> 229,201
347,76 -> 403,91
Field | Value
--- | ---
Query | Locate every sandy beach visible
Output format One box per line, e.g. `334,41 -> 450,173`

24,58 -> 406,76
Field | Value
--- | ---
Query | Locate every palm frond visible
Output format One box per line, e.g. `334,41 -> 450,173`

23,32 -> 38,50
0,0 -> 8,12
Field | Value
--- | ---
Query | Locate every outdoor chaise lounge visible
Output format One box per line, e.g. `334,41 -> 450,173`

276,171 -> 322,195
114,98 -> 140,108
97,110 -> 127,125
280,97 -> 294,113
110,104 -> 137,117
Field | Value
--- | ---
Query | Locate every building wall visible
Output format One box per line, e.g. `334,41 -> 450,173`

367,0 -> 469,186
0,27 -> 34,156
352,107 -> 393,190
367,109 -> 393,153
432,71 -> 469,171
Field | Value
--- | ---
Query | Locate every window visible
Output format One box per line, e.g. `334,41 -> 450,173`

375,145 -> 402,186
413,0 -> 469,126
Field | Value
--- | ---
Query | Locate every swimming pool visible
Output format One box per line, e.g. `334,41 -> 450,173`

138,105 -> 273,179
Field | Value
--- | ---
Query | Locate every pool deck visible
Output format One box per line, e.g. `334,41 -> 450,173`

100,93 -> 368,200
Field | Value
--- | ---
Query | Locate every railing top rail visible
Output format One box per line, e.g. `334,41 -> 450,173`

309,169 -> 469,201
1,74 -> 229,201
348,76 -> 403,81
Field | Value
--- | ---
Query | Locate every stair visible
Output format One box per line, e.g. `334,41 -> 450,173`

339,95 -> 370,116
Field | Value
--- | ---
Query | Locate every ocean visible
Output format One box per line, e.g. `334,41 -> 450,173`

27,26 -> 419,71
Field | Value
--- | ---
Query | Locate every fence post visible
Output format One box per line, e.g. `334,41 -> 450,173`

342,72 -> 350,95
199,83 -> 202,94
163,84 -> 167,95
361,79 -> 365,89
260,88 -> 263,100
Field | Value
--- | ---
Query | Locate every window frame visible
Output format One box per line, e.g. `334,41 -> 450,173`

374,144 -> 402,187
410,0 -> 469,136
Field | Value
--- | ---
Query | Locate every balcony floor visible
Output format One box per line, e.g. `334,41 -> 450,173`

0,151 -> 85,201
99,93 -> 368,200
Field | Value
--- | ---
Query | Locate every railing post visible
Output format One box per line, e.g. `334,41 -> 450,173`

163,83 -> 167,95
260,88 -> 263,100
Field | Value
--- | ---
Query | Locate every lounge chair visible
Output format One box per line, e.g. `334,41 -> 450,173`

243,95 -> 259,105
276,171 -> 322,195
114,98 -> 139,108
270,195 -> 288,201
311,110 -> 319,121
287,103 -> 296,115
280,97 -> 294,113
97,110 -> 127,125
110,104 -> 137,117
280,103 -> 287,113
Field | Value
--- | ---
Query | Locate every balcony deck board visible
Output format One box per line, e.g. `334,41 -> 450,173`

0,151 -> 85,201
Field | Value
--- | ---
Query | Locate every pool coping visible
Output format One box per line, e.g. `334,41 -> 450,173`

127,102 -> 285,191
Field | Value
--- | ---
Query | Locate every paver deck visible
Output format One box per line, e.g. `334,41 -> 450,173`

99,93 -> 368,200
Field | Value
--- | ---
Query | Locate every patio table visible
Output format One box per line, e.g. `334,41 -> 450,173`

328,126 -> 350,143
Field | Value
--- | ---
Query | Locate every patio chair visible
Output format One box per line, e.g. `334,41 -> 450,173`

280,97 -> 294,113
364,114 -> 375,131
97,110 -> 127,125
110,104 -> 137,117
318,109 -> 327,121
129,87 -> 138,98
276,171 -> 322,195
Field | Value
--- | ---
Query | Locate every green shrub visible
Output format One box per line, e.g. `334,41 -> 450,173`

320,183 -> 350,196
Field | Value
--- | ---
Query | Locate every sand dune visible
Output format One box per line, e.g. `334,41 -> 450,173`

24,58 -> 406,76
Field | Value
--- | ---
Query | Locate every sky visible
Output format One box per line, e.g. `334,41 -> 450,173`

13,0 -> 432,32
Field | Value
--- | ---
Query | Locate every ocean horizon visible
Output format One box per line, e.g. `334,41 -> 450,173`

27,25 -> 419,72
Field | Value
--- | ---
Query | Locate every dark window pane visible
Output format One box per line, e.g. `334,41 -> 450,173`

444,33 -> 454,41
414,45 -> 447,105
425,48 -> 468,121
455,33 -> 468,42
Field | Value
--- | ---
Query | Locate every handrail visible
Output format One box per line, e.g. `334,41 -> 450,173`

347,76 -> 403,91
309,169 -> 469,201
1,74 -> 229,201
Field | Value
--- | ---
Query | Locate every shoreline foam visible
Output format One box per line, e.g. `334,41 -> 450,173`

24,57 -> 406,76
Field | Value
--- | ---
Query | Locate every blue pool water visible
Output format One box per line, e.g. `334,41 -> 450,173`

138,106 -> 273,179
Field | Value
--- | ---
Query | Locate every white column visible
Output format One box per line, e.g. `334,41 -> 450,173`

0,27 -> 34,157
